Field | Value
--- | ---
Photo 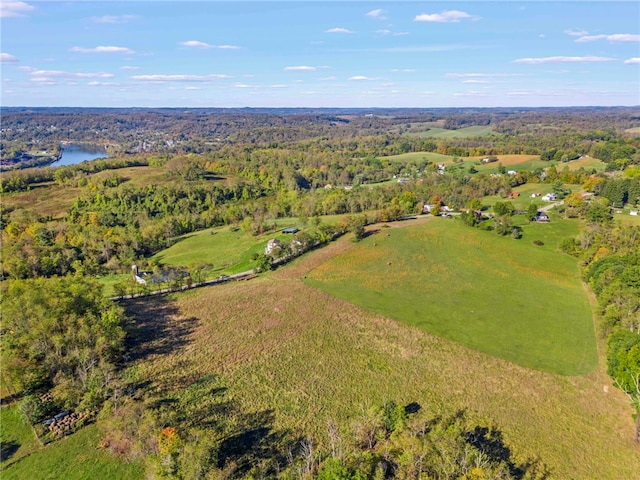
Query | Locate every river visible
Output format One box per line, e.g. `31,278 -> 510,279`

50,145 -> 108,167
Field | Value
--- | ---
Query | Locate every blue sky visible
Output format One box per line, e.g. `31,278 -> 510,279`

1,1 -> 639,107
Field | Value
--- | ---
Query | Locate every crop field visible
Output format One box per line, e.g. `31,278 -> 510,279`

402,125 -> 495,138
116,221 -> 639,479
306,219 -> 596,376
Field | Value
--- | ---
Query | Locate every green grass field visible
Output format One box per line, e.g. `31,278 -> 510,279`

152,216 -> 344,277
378,151 -> 455,163
113,221 -> 640,479
0,405 -> 143,480
402,125 -> 495,138
305,219 -> 597,375
152,225 -> 276,275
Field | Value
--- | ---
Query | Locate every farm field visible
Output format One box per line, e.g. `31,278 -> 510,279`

116,220 -> 639,479
1,180 -> 83,219
305,219 -> 597,375
402,125 -> 495,138
377,151 -> 455,163
152,216 -> 342,276
0,405 -> 144,480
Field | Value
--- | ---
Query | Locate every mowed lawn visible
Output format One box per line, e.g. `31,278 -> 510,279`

305,219 -> 597,375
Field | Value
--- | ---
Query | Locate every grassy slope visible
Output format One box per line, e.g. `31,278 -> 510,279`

152,216 -> 344,275
305,219 -> 597,375
0,406 -> 143,480
121,224 -> 639,479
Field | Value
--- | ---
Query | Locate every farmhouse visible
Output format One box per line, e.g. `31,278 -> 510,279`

265,238 -> 282,255
541,192 -> 557,202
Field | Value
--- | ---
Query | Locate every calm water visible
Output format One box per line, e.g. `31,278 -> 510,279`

50,145 -> 107,167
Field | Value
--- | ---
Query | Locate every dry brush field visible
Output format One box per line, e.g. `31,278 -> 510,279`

123,224 -> 640,479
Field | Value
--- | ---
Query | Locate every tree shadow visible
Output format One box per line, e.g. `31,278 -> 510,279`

121,296 -> 198,363
466,426 -> 552,479
0,440 -> 20,463
217,409 -> 297,478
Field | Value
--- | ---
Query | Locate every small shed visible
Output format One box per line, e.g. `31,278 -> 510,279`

282,227 -> 299,234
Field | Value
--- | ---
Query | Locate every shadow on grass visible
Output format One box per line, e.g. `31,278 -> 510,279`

121,296 -> 198,363
217,409 -> 298,478
466,425 -> 552,480
0,440 -> 20,464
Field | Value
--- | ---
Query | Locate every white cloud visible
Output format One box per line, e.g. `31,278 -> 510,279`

184,86 -> 201,90
31,77 -> 55,85
70,46 -> 134,54
0,53 -> 18,63
180,40 -> 212,49
366,9 -> 386,20
132,74 -> 230,82
326,27 -> 354,34
270,84 -> 288,89
463,80 -> 490,84
217,45 -> 241,50
624,57 -> 640,64
414,10 -> 473,23
31,70 -> 115,79
514,56 -> 615,64
88,81 -> 121,86
284,66 -> 316,71
391,69 -> 415,73
452,90 -> 491,97
349,76 -> 377,81
90,15 -> 137,24
0,1 -> 34,18
564,29 -> 588,37
320,76 -> 337,81
576,34 -> 640,43
120,65 -> 140,70
446,73 -> 522,78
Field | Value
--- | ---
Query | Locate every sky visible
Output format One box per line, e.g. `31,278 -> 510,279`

1,1 -> 639,108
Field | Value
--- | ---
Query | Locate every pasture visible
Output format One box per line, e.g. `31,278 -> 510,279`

305,219 -> 597,376
0,405 -> 143,480
402,125 -> 495,138
377,151 -> 455,163
116,221 -> 639,479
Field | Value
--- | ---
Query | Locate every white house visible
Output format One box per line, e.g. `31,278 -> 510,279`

541,192 -> 557,202
265,238 -> 282,255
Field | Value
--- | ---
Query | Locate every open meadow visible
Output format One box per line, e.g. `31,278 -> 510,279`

306,219 -> 596,375
402,125 -> 496,138
104,218 -> 639,479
